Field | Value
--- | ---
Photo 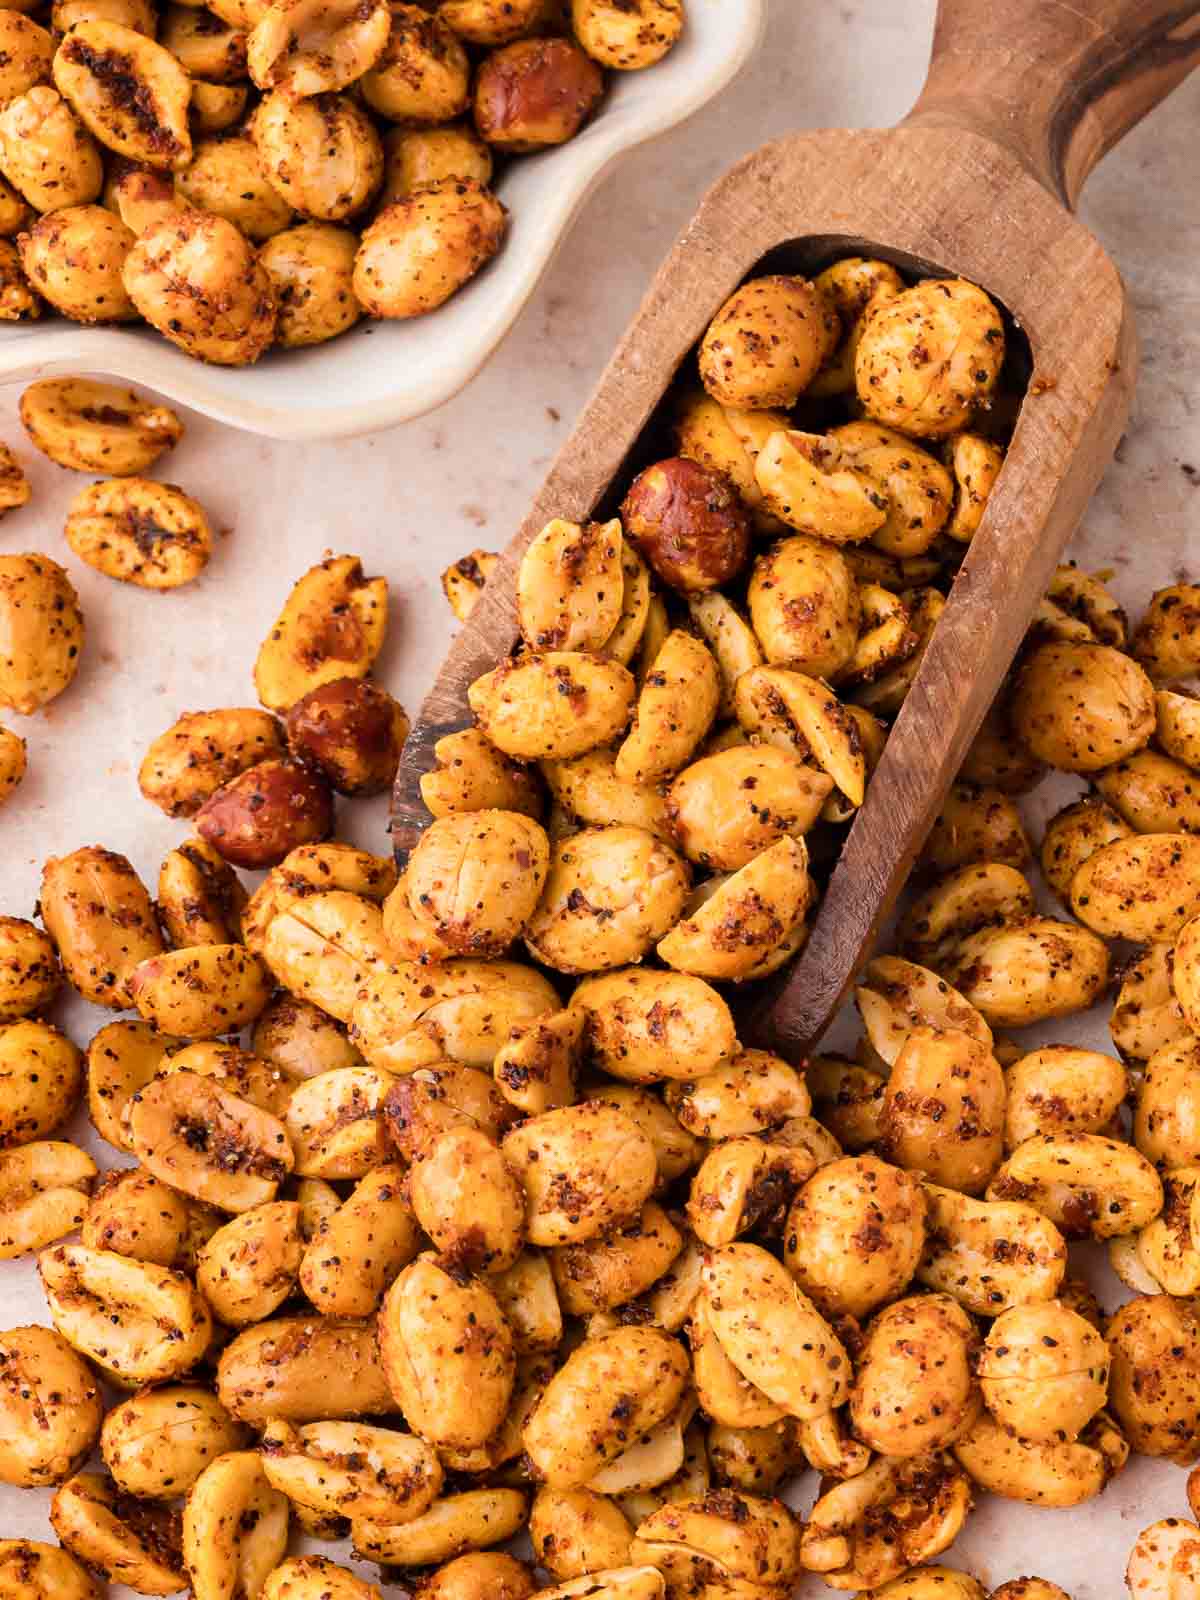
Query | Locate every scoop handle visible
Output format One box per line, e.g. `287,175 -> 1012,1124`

907,0 -> 1200,206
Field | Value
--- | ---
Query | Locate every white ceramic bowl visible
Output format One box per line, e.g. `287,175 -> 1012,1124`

0,0 -> 763,439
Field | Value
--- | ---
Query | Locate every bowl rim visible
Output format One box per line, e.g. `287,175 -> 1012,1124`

0,0 -> 766,441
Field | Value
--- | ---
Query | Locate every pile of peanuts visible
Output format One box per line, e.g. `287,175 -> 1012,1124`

0,0 -> 683,358
0,253 -> 1199,1600
434,256 -> 1017,984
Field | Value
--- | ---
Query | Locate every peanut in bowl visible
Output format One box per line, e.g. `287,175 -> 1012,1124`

0,0 -> 764,439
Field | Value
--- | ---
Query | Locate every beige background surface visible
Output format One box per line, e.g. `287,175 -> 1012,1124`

0,0 -> 1197,1591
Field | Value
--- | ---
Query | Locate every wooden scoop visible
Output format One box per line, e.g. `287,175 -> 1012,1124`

392,0 -> 1200,1056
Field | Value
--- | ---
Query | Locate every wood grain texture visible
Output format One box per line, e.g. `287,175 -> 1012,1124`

393,0 -> 1199,1058
909,0 -> 1200,205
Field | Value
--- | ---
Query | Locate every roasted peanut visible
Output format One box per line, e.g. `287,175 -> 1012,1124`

353,177 -> 506,319
1132,584 -> 1200,681
880,1026 -> 1005,1195
1177,912 -> 1200,1032
54,21 -> 191,168
899,862 -> 1035,967
526,826 -> 689,974
1126,1519 -> 1200,1599
1134,1037 -> 1200,1169
469,651 -> 635,762
50,1471 -> 185,1595
799,1453 -> 971,1588
524,1326 -> 688,1488
473,33 -> 601,149
161,1039 -> 293,1119
19,204 -> 135,323
854,277 -> 1004,437
65,476 -> 211,588
945,917 -> 1110,1025
667,743 -> 830,870
263,1558 -> 383,1600
1070,831 -> 1200,942
954,1410 -> 1128,1508
657,835 -> 809,981
917,1184 -> 1067,1315
574,968 -> 735,1085
404,810 -> 548,957
734,665 -> 865,804
217,1314 -> 397,1423
705,1419 -> 803,1496
687,1136 -> 811,1247
101,1385 -> 249,1498
667,1050 -> 811,1141
803,1056 -> 889,1158
259,220 -> 360,347
0,722 -> 26,803
784,1153 -> 925,1319
260,1418 -> 441,1523
86,1020 -> 178,1152
588,1086 -> 703,1192
0,87 -> 102,212
182,1450 -> 289,1600
493,1006 -> 583,1114
922,785 -> 1032,875
262,890 -> 391,1022
0,1019 -> 82,1147
1012,640 -> 1154,771
571,0 -> 681,68
701,1241 -> 849,1421
379,1253 -> 514,1449
254,557 -> 387,712
1039,796 -> 1132,904
82,1165 -> 215,1269
689,1292 -> 785,1430
130,944 -> 272,1037
441,549 -> 498,621
125,208 -> 277,365
0,1540 -> 101,1600
130,1069 -> 293,1211
631,1490 -> 801,1595
139,708 -> 284,819
531,1488 -> 633,1581
407,1129 -> 522,1273
41,844 -> 161,1008
979,1300 -> 1109,1443
421,726 -> 543,820
352,1487 -> 528,1565
0,553 -> 84,714
380,120 -> 493,205
850,1294 -> 981,1457
517,517 -> 625,651
0,1140 -> 95,1257
283,677 -> 407,795
0,1325 -> 102,1487
700,274 -> 837,409
1004,1046 -> 1127,1150
621,459 -> 750,596
1092,747 -> 1200,834
353,960 -> 557,1074
196,1200 -> 303,1326
196,759 -> 333,871
158,839 -> 246,948
39,1242 -> 212,1386
854,955 -> 991,1067
987,1132 -> 1162,1241
381,1061 -> 513,1159
503,1099 -> 656,1246
300,1161 -> 420,1313
282,1064 -> 393,1177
